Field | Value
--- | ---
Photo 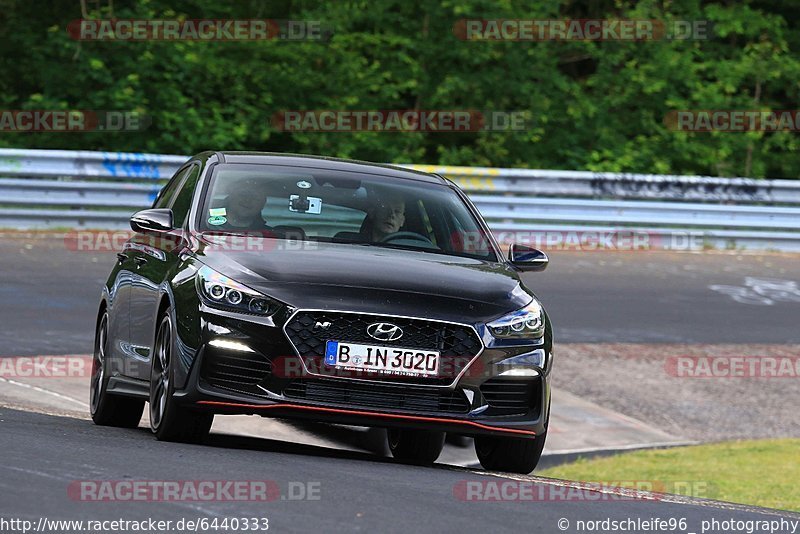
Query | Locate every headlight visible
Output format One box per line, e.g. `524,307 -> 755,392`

488,300 -> 545,339
196,265 -> 280,316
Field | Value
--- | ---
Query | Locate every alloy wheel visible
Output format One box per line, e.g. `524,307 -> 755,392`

89,313 -> 108,414
150,315 -> 172,430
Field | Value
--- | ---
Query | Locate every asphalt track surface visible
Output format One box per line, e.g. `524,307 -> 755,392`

1,408 -> 797,533
1,237 -> 799,356
2,236 -> 800,532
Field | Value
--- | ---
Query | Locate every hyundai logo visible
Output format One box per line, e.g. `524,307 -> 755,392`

366,322 -> 403,342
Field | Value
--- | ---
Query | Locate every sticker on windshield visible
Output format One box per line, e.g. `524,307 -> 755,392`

289,195 -> 322,214
208,215 -> 227,226
209,207 -> 227,217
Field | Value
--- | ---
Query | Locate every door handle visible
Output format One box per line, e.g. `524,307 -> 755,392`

116,252 -> 129,263
133,256 -> 148,267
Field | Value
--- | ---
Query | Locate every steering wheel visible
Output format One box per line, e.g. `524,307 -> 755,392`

380,231 -> 435,246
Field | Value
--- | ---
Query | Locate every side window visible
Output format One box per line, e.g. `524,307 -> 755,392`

153,166 -> 191,209
169,164 -> 202,229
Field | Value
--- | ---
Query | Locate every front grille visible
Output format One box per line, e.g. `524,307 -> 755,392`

284,311 -> 482,385
480,378 -> 539,416
200,349 -> 271,396
283,379 -> 471,414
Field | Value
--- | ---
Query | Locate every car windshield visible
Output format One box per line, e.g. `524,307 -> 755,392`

197,163 -> 498,261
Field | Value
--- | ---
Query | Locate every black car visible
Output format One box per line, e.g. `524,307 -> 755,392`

90,152 -> 553,473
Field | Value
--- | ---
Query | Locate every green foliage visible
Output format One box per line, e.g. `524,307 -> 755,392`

0,0 -> 798,177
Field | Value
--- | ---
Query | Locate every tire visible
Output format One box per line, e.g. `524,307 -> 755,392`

149,311 -> 213,443
90,311 -> 145,427
475,432 -> 547,474
387,428 -> 446,465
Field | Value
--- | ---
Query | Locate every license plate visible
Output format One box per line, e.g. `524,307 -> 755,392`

324,340 -> 439,377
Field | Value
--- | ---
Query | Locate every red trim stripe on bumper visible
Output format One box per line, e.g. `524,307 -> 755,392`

196,400 -> 537,437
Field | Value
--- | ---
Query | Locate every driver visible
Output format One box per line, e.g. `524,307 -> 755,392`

220,178 -> 270,231
367,193 -> 406,241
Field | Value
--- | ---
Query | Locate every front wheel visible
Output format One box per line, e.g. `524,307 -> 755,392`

90,311 -> 144,427
475,432 -> 547,474
149,311 -> 213,443
387,428 -> 445,465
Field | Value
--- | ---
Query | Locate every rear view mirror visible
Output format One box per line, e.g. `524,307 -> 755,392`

508,244 -> 548,272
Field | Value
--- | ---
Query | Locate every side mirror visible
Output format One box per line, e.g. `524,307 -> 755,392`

508,244 -> 548,272
130,208 -> 173,234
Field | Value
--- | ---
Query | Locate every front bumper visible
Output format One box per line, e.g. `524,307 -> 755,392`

174,306 -> 552,439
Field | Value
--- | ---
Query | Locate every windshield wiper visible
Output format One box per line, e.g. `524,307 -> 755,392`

370,242 -> 443,255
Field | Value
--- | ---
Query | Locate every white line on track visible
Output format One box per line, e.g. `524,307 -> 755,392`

0,376 -> 87,407
541,440 -> 699,456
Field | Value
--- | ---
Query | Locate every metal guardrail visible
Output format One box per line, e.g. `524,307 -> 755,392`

474,197 -> 800,230
404,164 -> 800,204
0,148 -> 186,180
1,148 -> 799,251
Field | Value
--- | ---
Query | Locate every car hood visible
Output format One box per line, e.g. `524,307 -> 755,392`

193,238 -> 534,324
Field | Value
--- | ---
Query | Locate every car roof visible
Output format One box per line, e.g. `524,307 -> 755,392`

196,151 -> 448,185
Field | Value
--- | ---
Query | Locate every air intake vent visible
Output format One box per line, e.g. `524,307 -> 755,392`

479,378 -> 539,416
201,349 -> 271,396
283,379 -> 470,414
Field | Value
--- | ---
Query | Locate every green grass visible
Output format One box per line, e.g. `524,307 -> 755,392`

539,439 -> 800,512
